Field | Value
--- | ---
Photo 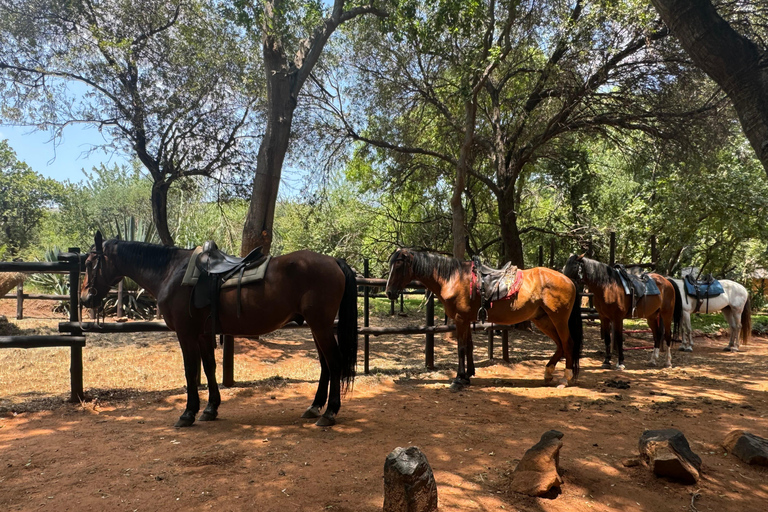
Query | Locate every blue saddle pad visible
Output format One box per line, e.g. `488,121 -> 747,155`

683,276 -> 724,298
617,272 -> 660,297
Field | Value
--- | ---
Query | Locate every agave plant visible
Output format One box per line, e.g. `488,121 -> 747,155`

27,247 -> 71,313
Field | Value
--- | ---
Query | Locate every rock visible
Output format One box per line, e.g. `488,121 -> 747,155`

508,430 -> 564,497
638,429 -> 701,484
723,430 -> 768,466
383,446 -> 438,512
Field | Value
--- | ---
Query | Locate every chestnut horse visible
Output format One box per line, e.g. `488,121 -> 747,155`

385,249 -> 583,389
80,232 -> 358,427
563,254 -> 680,369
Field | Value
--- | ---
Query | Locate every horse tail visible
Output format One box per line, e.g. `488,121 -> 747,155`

741,295 -> 752,346
666,277 -> 682,342
568,291 -> 583,378
336,259 -> 359,392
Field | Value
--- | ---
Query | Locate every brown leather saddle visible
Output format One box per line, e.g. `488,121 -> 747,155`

192,241 -> 268,345
471,256 -> 520,322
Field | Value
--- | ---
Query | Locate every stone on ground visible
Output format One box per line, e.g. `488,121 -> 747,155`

383,446 -> 437,512
638,429 -> 701,484
508,430 -> 564,497
723,430 -> 768,466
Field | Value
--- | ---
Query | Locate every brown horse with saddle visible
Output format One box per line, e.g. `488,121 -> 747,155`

562,254 -> 681,369
385,248 -> 583,389
80,232 -> 358,427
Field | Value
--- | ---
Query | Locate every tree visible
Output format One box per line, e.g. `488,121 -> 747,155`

0,140 -> 63,256
234,0 -> 387,255
0,0 -> 257,245
333,0 -> 723,266
650,0 -> 768,173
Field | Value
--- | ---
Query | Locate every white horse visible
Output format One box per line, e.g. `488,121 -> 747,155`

669,278 -> 751,352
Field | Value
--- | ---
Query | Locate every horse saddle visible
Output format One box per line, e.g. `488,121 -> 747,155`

471,256 -> 522,321
614,265 -> 660,298
683,274 -> 724,298
183,241 -> 270,344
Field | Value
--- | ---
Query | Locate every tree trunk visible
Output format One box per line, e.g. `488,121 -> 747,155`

240,33 -> 296,256
498,190 -> 525,268
451,103 -> 478,260
650,0 -> 768,172
150,180 -> 174,246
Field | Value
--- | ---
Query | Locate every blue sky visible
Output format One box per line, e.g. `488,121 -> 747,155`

0,124 -> 130,183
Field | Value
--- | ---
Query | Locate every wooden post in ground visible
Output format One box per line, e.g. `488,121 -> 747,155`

609,232 -> 616,266
538,245 -> 544,267
364,259 -> 370,375
16,281 -> 23,320
502,329 -> 509,362
425,291 -> 434,369
488,328 -> 494,360
549,239 -> 555,268
650,235 -> 658,269
66,248 -> 84,402
222,334 -> 234,387
116,279 -> 124,318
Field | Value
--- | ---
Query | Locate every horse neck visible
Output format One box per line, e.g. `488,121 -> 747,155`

409,254 -> 466,299
580,259 -> 613,293
110,242 -> 187,298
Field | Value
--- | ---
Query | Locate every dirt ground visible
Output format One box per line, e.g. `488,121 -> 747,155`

1,299 -> 767,512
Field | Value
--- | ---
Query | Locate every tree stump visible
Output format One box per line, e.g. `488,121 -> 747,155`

639,429 -> 701,484
509,430 -> 564,497
383,446 -> 438,512
723,430 -> 768,466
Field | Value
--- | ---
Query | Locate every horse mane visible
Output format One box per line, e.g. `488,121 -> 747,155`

580,256 -> 619,287
105,239 -> 183,276
409,250 -> 464,281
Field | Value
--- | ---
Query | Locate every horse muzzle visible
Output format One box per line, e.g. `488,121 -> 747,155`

80,293 -> 98,309
385,289 -> 398,301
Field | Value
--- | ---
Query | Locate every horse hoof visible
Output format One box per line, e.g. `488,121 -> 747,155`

601,362 -> 611,369
198,410 -> 217,422
647,360 -> 657,367
684,347 -> 693,353
174,416 -> 195,428
449,381 -> 465,393
614,364 -> 626,371
315,415 -> 336,427
301,406 -> 322,419
678,347 -> 687,352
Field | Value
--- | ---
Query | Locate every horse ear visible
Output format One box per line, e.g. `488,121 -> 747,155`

577,253 -> 586,260
95,231 -> 103,253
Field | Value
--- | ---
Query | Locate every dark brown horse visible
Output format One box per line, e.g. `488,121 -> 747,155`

562,254 -> 681,369
80,232 -> 358,427
385,249 -> 583,389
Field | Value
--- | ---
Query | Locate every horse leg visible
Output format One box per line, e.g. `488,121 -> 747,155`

681,310 -> 694,352
450,322 -> 471,391
466,331 -> 476,379
308,325 -> 343,427
601,319 -> 612,369
722,307 -> 740,352
198,336 -> 221,422
614,323 -> 625,370
647,313 -> 661,367
531,315 -> 566,386
175,337 -> 201,427
663,313 -> 673,368
302,350 -> 329,419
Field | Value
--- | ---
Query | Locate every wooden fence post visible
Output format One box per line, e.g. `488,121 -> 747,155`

222,334 -> 234,387
67,247 -> 84,402
502,329 -> 509,362
609,231 -> 616,266
16,281 -> 23,320
364,259 -> 370,375
549,239 -> 555,268
538,245 -> 544,267
116,279 -> 124,318
488,328 -> 494,360
425,291 -> 434,369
